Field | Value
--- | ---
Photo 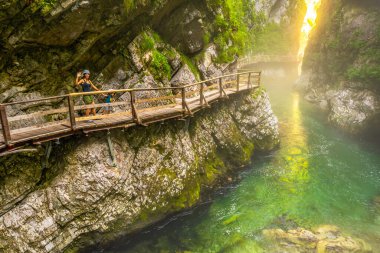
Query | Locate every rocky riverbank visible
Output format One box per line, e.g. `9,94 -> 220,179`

298,0 -> 380,136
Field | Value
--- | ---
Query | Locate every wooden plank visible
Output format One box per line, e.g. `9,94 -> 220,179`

10,120 -> 70,134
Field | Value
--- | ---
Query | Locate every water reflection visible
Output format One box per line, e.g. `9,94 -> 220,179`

278,92 -> 310,194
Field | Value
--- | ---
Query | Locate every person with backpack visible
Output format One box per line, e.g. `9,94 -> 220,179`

76,69 -> 101,117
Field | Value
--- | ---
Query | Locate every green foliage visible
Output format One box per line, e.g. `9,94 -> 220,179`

346,66 -> 380,84
30,0 -> 58,15
206,0 -> 266,63
140,33 -> 155,53
123,0 -> 135,14
150,50 -> 171,81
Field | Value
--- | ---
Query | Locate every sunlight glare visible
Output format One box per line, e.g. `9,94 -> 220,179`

298,0 -> 321,73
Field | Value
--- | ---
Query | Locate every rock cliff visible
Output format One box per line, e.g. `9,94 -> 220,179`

299,0 -> 380,136
0,0 -> 285,252
0,88 -> 279,253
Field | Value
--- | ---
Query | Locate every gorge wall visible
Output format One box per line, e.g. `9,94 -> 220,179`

0,89 -> 279,253
0,0 -> 296,252
299,0 -> 380,136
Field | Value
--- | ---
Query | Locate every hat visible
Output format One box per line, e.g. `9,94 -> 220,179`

82,69 -> 90,75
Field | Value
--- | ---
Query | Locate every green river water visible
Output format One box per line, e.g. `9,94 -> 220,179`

99,63 -> 380,253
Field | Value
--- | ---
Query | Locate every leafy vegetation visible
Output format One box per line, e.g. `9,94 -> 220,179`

150,50 -> 171,81
140,33 -> 155,53
206,0 -> 266,63
30,0 -> 58,15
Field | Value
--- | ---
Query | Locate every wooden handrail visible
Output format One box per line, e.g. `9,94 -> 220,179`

68,71 -> 260,97
0,70 -> 261,149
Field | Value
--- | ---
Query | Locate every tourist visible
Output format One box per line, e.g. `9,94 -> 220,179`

76,70 -> 101,117
103,89 -> 115,115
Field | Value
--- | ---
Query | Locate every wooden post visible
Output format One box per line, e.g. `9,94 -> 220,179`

248,72 -> 252,89
130,91 -> 141,124
0,105 -> 11,146
67,96 -> 76,130
258,72 -> 262,86
200,83 -> 204,107
219,78 -> 223,98
181,87 -> 186,116
237,74 -> 240,92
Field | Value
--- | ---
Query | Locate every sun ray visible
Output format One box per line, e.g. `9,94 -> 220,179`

298,0 -> 321,74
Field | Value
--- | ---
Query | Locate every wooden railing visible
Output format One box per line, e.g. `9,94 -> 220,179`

0,71 -> 261,149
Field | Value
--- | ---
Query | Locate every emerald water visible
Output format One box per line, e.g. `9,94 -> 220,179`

99,63 -> 380,252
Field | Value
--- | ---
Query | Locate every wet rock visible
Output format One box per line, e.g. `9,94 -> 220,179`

263,225 -> 372,253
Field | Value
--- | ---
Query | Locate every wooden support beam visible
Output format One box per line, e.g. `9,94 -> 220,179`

181,87 -> 192,117
200,83 -> 204,107
199,83 -> 209,107
258,72 -> 262,86
248,73 -> 252,89
219,78 -> 223,98
237,74 -> 240,92
0,105 -> 11,146
68,96 -> 76,130
130,91 -> 142,124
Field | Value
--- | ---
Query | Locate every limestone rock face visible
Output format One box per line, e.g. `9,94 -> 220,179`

328,89 -> 379,134
0,89 -> 279,253
158,2 -> 206,54
300,0 -> 380,136
170,64 -> 197,88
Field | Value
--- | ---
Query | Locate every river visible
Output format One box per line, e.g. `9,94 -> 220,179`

95,63 -> 380,252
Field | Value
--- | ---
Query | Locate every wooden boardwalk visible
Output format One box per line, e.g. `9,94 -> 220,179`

0,71 -> 261,155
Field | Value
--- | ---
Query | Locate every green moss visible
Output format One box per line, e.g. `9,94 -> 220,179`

206,0 -> 266,63
30,0 -> 58,15
140,33 -> 155,53
346,66 -> 380,84
201,153 -> 225,183
149,50 -> 171,81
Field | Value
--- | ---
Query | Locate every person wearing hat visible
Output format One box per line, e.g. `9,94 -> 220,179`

76,69 -> 101,117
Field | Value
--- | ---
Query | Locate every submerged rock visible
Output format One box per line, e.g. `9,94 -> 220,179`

263,225 -> 372,253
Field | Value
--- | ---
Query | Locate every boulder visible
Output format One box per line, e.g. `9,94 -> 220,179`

328,89 -> 380,134
262,225 -> 372,253
170,64 -> 197,88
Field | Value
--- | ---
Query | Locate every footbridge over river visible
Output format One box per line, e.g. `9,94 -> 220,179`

0,71 -> 261,156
